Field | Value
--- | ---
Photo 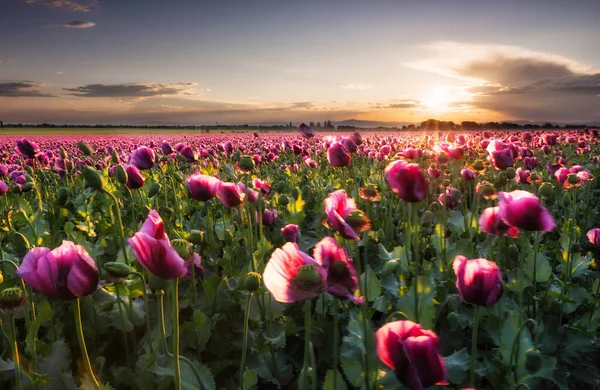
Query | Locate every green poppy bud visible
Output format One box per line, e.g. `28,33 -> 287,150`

21,182 -> 35,193
278,195 -> 289,206
115,165 -> 128,185
149,274 -> 170,292
60,148 -> 69,160
525,348 -> 542,373
505,167 -> 516,180
420,210 -> 433,227
538,182 -> 554,198
450,188 -> 462,202
57,186 -> 70,206
103,262 -> 132,278
561,192 -> 571,208
77,141 -> 93,156
509,244 -> 519,260
429,201 -> 441,212
291,187 -> 300,200
238,155 -> 255,172
570,242 -> 580,253
82,166 -> 105,191
447,312 -> 460,330
148,182 -> 161,198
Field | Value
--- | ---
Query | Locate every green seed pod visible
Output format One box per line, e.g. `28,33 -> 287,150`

82,166 -> 105,191
428,201 -> 441,212
509,244 -> 519,260
57,186 -> 70,206
103,262 -> 132,278
496,172 -> 507,187
381,260 -> 398,276
294,265 -> 323,287
148,182 -> 161,198
291,187 -> 300,200
505,167 -> 516,180
21,182 -> 35,193
472,160 -> 485,171
278,195 -> 289,206
0,287 -> 27,315
171,239 -> 191,259
561,192 -> 571,208
65,159 -> 74,173
24,166 -> 35,176
233,150 -> 241,162
188,230 -> 204,245
525,348 -> 542,373
420,210 -> 433,227
238,155 -> 255,172
244,272 -> 261,292
567,173 -> 580,185
149,274 -> 170,292
256,196 -> 266,210
11,232 -> 30,257
538,182 -> 554,198
447,312 -> 460,330
441,178 -> 451,187
115,165 -> 128,185
276,182 -> 287,193
302,184 -> 313,200
77,141 -> 93,156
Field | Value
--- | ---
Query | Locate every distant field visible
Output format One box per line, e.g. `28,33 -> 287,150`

0,127 -> 264,135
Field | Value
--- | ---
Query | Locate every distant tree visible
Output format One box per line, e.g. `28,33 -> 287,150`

309,121 -> 315,127
316,122 -> 321,128
461,121 -> 480,131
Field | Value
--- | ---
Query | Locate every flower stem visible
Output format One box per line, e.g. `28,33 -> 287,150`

115,283 -> 130,364
101,188 -> 129,265
9,315 -> 22,390
302,299 -> 311,390
332,299 -> 339,390
73,298 -> 100,389
239,293 -> 253,390
531,231 -> 541,319
172,278 -> 181,390
509,319 -> 537,384
470,305 -> 480,387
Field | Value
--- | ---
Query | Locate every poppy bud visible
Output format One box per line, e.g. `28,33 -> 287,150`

509,244 -> 519,259
505,167 -> 516,180
111,149 -> 120,164
538,182 -> 554,198
278,195 -> 289,206
244,272 -> 261,292
57,186 -> 69,206
562,192 -> 571,207
22,182 -> 35,192
450,188 -> 462,202
291,187 -> 300,200
11,232 -> 30,257
188,230 -> 204,245
77,141 -> 93,156
149,274 -> 170,292
0,287 -> 27,315
570,242 -> 580,253
238,155 -> 255,172
429,201 -> 441,212
82,166 -> 105,191
447,311 -> 460,330
421,210 -> 434,226
115,165 -> 128,184
302,184 -> 313,200
171,239 -> 192,259
103,262 -> 132,278
525,348 -> 542,373
148,182 -> 161,198
60,148 -> 69,159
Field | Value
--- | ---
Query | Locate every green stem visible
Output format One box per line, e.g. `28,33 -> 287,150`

531,231 -> 541,319
9,315 -> 22,390
470,306 -> 481,387
74,299 -> 100,389
239,293 -> 253,390
115,283 -> 130,363
131,272 -> 154,355
509,319 -> 537,385
302,299 -> 311,390
332,299 -> 339,390
172,278 -> 181,390
101,189 -> 129,265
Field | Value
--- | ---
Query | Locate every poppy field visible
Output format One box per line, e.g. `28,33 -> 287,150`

0,127 -> 599,389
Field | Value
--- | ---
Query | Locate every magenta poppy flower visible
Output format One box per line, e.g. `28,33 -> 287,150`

453,255 -> 503,307
16,138 -> 39,159
327,142 -> 351,167
128,210 -> 187,279
385,160 -> 428,203
218,182 -> 244,207
298,123 -> 315,138
236,182 -> 258,203
587,228 -> 600,247
186,174 -> 220,201
130,146 -> 155,170
490,148 -> 514,170
515,168 -> 532,184
184,253 -> 204,280
498,190 -> 555,232
180,145 -> 198,162
0,180 -> 7,195
253,178 -> 271,196
125,165 -> 145,189
0,164 -> 8,177
17,242 -> 99,300
324,190 -> 371,240
259,208 -> 277,226
460,167 -> 475,181
376,320 -> 447,389
281,224 -> 299,243
313,237 -> 363,304
263,243 -> 327,303
479,207 -> 519,238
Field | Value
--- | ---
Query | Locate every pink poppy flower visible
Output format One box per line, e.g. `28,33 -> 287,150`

324,190 -> 371,240
498,190 -> 556,232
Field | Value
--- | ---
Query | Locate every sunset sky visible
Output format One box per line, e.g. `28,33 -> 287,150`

1,0 -> 599,125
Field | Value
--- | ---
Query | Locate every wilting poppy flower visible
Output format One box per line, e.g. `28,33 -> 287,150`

263,243 -> 327,303
128,210 -> 187,279
298,123 -> 315,138
327,142 -> 351,167
218,182 -> 244,207
17,242 -> 99,300
385,160 -> 427,202
478,207 -> 519,238
498,190 -> 556,232
186,174 -> 220,201
376,320 -> 447,389
587,228 -> 600,247
281,224 -> 299,243
313,237 -> 362,303
130,146 -> 155,170
324,190 -> 371,240
125,165 -> 145,189
453,255 -> 503,307
16,138 -> 39,159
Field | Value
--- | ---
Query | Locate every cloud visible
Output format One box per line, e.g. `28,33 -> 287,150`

385,100 -> 421,109
340,83 -> 372,90
290,101 -> 316,110
53,21 -> 96,29
409,41 -> 600,121
25,0 -> 97,12
0,81 -> 55,97
63,82 -> 199,98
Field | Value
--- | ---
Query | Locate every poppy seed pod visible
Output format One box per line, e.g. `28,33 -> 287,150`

244,272 -> 261,292
538,182 -> 554,198
0,287 -> 27,315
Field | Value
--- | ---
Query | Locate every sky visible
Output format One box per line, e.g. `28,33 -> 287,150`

1,0 -> 599,125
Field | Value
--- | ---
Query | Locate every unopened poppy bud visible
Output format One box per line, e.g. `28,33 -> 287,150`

233,150 -> 241,162
562,192 -> 571,207
509,244 -> 519,259
567,173 -> 580,185
24,166 -> 35,176
538,182 -> 554,198
171,239 -> 191,259
473,160 -> 485,171
381,260 -> 398,276
115,165 -> 128,184
505,167 -> 516,180
291,187 -> 300,200
278,195 -> 289,206
103,262 -> 132,278
65,160 -> 74,172
82,166 -> 105,190
450,188 -> 462,202
570,242 -> 581,253
256,197 -> 266,210
21,182 -> 35,192
188,230 -> 204,245
496,172 -> 507,186
149,274 -> 170,292
160,156 -> 169,162
244,272 -> 261,292
302,184 -> 313,199
57,186 -> 69,206
148,182 -> 161,198
11,232 -> 30,257
60,148 -> 69,159
77,141 -> 93,156
24,174 -> 35,183
447,311 -> 460,330
420,210 -> 433,226
0,287 -> 27,315
110,149 -> 119,164
525,348 -> 542,373
238,155 -> 255,172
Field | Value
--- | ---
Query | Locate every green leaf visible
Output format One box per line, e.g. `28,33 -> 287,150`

38,340 -> 76,390
444,348 -> 471,385
185,362 -> 215,390
523,252 -> 552,282
360,265 -> 381,302
243,368 -> 258,390
340,312 -> 377,387
395,275 -> 436,329
323,369 -> 347,390
25,300 -> 54,356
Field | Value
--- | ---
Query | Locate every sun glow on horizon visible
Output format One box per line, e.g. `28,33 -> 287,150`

422,86 -> 450,111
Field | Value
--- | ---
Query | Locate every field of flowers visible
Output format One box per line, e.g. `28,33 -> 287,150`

0,126 -> 599,389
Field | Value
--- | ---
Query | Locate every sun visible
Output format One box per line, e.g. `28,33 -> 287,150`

422,86 -> 449,111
